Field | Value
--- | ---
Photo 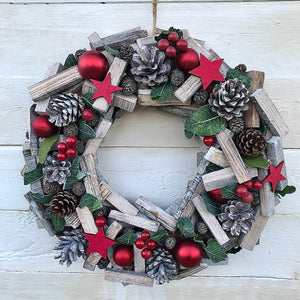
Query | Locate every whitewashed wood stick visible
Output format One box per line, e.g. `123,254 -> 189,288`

83,138 -> 104,156
204,147 -> 230,168
175,263 -> 207,280
113,92 -> 137,112
258,170 -> 275,217
134,245 -> 145,273
64,211 -> 81,229
156,105 -> 198,118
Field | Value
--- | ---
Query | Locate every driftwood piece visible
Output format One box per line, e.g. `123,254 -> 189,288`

156,105 -> 198,118
83,138 -> 103,156
135,196 -> 177,232
204,147 -> 230,168
192,196 -> 230,246
64,211 -> 81,229
134,245 -> 145,273
175,263 -> 207,280
105,268 -> 153,287
95,119 -> 112,138
108,210 -> 159,232
28,66 -> 82,102
82,80 -> 96,94
29,105 -> 40,156
136,36 -> 156,48
180,200 -> 196,218
113,92 -> 137,112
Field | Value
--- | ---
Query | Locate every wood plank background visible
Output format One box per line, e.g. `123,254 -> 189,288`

0,1 -> 299,299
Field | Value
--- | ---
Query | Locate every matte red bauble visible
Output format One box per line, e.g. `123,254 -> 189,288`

78,50 -> 109,80
176,48 -> 199,72
32,115 -> 55,137
207,188 -> 227,202
175,239 -> 203,268
113,245 -> 134,267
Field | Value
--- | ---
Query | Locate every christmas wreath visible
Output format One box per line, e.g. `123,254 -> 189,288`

22,26 -> 296,287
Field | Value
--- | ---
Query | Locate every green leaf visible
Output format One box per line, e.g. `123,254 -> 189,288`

205,163 -> 222,173
51,213 -> 66,232
242,154 -> 269,169
63,156 -> 81,189
204,238 -> 228,263
64,54 -> 77,70
104,45 -> 121,58
78,118 -> 96,140
176,217 -> 196,238
116,232 -> 136,245
185,129 -> 194,139
24,163 -> 43,185
227,247 -> 242,254
38,133 -> 59,164
202,193 -> 221,215
185,105 -> 227,136
31,193 -> 52,204
150,82 -> 172,102
275,185 -> 296,198
78,193 -> 103,211
76,171 -> 86,181
226,69 -> 252,87
221,183 -> 239,200
150,230 -> 168,244
82,93 -> 95,109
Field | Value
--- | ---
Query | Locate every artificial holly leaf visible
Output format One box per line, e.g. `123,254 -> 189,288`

227,247 -> 242,254
275,185 -> 296,198
64,156 -> 81,189
64,54 -> 77,70
205,163 -> 222,173
202,193 -> 221,215
221,183 -> 239,200
51,213 -> 66,232
78,118 -> 96,140
24,163 -> 43,185
82,93 -> 95,109
150,82 -> 172,102
176,217 -> 196,238
185,129 -> 194,139
78,193 -> 102,211
242,154 -> 269,169
150,230 -> 168,244
31,193 -> 52,205
116,232 -> 136,245
185,105 -> 227,136
38,133 -> 59,164
204,238 -> 228,263
226,69 -> 252,87
104,44 -> 121,58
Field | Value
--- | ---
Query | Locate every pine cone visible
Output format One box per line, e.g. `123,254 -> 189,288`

72,181 -> 86,196
235,64 -> 247,73
121,76 -> 137,96
164,235 -> 177,250
131,46 -> 171,87
97,257 -> 110,269
43,152 -> 71,185
54,229 -> 88,267
47,93 -> 84,127
75,49 -> 87,61
228,117 -> 244,134
218,200 -> 255,236
170,69 -> 185,87
92,206 -> 110,219
193,88 -> 208,106
208,79 -> 249,120
119,44 -> 134,61
43,181 -> 62,196
196,222 -> 208,235
235,129 -> 266,157
146,248 -> 178,284
86,113 -> 99,128
51,191 -> 78,218
63,123 -> 79,137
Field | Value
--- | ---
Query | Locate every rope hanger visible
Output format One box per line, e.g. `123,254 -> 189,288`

152,0 -> 160,34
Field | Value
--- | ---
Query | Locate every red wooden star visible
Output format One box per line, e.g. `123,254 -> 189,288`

189,54 -> 225,89
90,73 -> 122,105
84,227 -> 116,259
263,161 -> 287,192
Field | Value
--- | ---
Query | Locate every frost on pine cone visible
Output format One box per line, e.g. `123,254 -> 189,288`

218,200 -> 255,236
146,248 -> 178,285
51,191 -> 78,218
208,78 -> 249,120
131,45 -> 171,87
54,229 -> 88,267
228,117 -> 244,134
47,93 -> 84,127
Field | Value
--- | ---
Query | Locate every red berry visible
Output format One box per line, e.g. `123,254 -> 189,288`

135,238 -> 146,249
241,192 -> 254,203
95,217 -> 106,227
235,185 -> 249,197
168,32 -> 179,42
66,136 -> 77,147
243,180 -> 253,189
57,152 -> 67,161
203,136 -> 214,146
141,230 -> 150,241
165,46 -> 176,58
82,109 -> 94,121
253,180 -> 263,190
66,147 -> 77,158
157,39 -> 169,51
141,248 -> 152,260
57,142 -> 67,152
176,39 -> 188,52
147,239 -> 157,250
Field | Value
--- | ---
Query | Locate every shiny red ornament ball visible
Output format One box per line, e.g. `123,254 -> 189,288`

95,217 -> 106,227
32,115 -> 55,138
241,192 -> 254,203
165,46 -> 176,58
235,185 -> 249,197
57,142 -> 67,152
57,152 -> 67,161
66,147 -> 77,158
141,248 -> 152,260
82,109 -> 94,121
203,136 -> 214,146
168,32 -> 179,42
141,230 -> 150,241
176,39 -> 188,52
78,50 -> 109,80
157,39 -> 169,51
113,245 -> 134,267
176,48 -> 199,72
175,239 -> 203,268
243,180 -> 253,189
253,180 -> 263,190
146,239 -> 157,250
66,136 -> 77,147
207,188 -> 227,202
135,238 -> 146,249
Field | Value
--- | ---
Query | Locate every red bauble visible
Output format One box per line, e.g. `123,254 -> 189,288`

168,32 -> 179,42
165,46 -> 176,58
146,239 -> 157,250
82,109 -> 94,121
175,239 -> 203,268
157,39 -> 169,51
113,245 -> 134,267
66,147 -> 77,158
95,217 -> 106,227
235,185 -> 249,197
78,50 -> 109,80
141,230 -> 150,241
243,180 -> 253,189
203,136 -> 214,146
141,248 -> 152,260
207,188 -> 227,202
135,238 -> 146,249
241,192 -> 254,203
57,142 -> 67,152
32,115 -> 55,138
66,136 -> 77,147
57,152 -> 67,161
176,48 -> 199,72
253,180 -> 263,190
176,39 -> 188,52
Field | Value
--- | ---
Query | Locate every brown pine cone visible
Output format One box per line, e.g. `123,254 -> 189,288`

235,129 -> 266,157
51,191 -> 78,218
121,76 -> 137,96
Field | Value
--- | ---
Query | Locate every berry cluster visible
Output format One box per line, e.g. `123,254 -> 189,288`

236,179 -> 263,203
157,32 -> 188,58
135,230 -> 157,259
56,136 -> 78,161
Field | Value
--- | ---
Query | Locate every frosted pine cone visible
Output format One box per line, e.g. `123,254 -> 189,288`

131,46 -> 171,87
228,117 -> 244,134
119,44 -> 134,61
208,79 -> 249,120
51,191 -> 78,218
121,76 -> 137,96
170,69 -> 185,87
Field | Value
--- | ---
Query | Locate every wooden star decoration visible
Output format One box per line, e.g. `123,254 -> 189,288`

189,54 -> 225,89
90,73 -> 122,105
263,161 -> 287,192
84,227 -> 117,259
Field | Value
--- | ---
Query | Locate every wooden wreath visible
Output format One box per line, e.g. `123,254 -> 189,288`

22,27 -> 295,287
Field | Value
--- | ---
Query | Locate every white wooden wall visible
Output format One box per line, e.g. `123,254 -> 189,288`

0,1 -> 299,299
